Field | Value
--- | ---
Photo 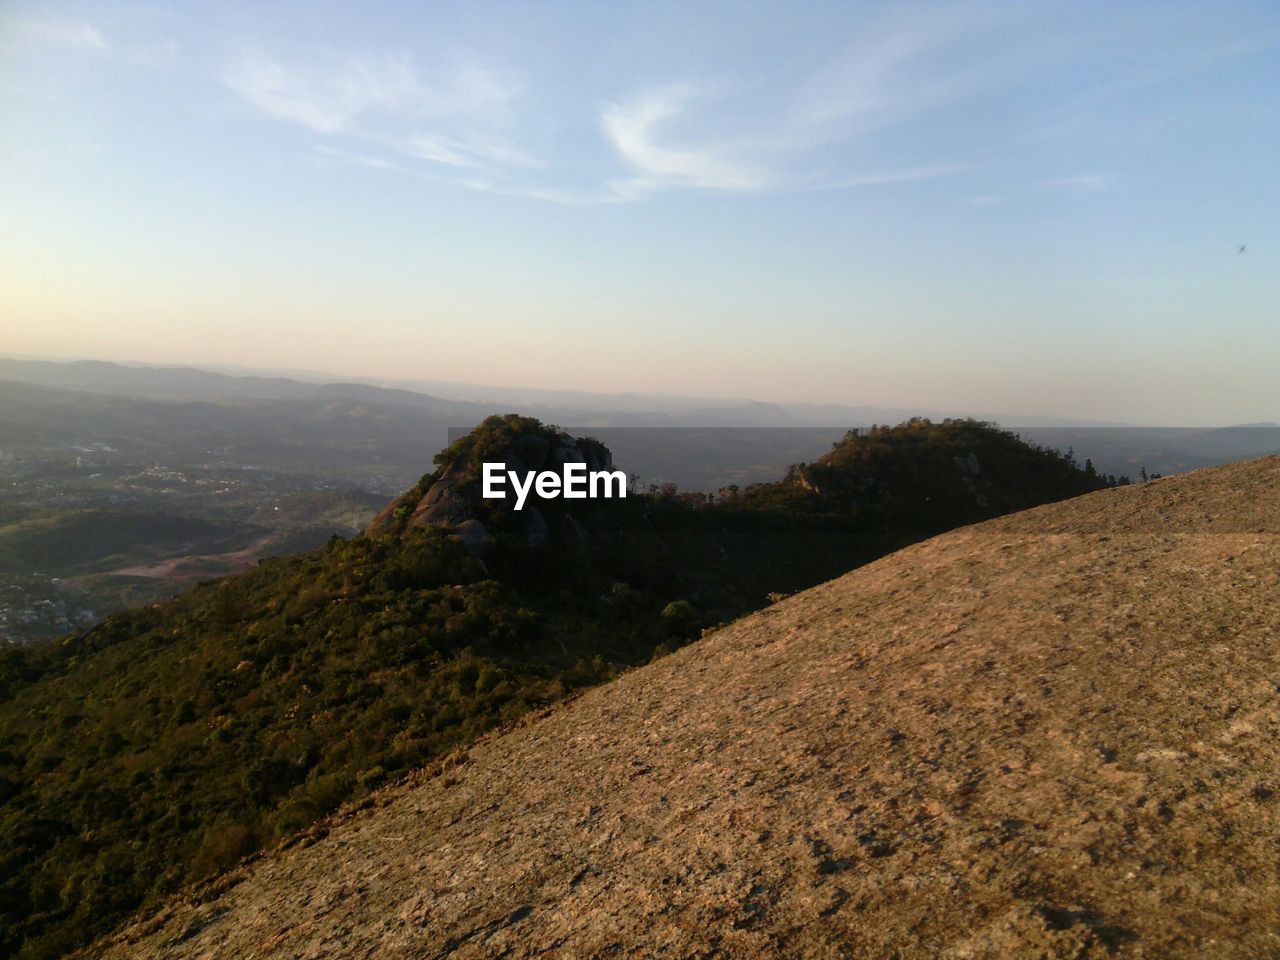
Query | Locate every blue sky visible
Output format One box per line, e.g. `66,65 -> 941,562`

1,1 -> 1277,424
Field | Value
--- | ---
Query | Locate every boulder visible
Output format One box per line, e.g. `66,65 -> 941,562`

523,506 -> 550,548
410,481 -> 471,527
365,416 -> 617,549
451,519 -> 492,555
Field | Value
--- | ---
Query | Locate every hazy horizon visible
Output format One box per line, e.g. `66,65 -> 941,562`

3,1 -> 1278,424
12,350 -> 1280,431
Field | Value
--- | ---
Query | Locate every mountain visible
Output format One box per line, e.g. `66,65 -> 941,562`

0,356 -> 1126,427
89,454 -> 1280,959
6,356 -> 1275,490
0,417 -> 1111,958
0,359 -> 471,413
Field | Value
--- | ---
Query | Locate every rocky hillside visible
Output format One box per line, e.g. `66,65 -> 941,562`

5,417 -> 1112,958
365,415 -> 616,552
91,456 -> 1280,958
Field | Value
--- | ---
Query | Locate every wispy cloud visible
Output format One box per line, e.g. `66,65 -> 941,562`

789,19 -> 965,129
4,12 -> 182,71
597,20 -> 981,200
312,145 -> 402,171
311,144 -> 617,206
1042,174 -> 1109,193
226,19 -> 995,204
602,85 -> 770,195
223,48 -> 540,186
223,50 -> 519,135
10,13 -> 107,51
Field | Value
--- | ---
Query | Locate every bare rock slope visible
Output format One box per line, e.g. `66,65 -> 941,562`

95,457 -> 1280,959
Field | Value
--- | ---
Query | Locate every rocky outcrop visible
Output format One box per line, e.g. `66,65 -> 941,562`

365,419 -> 615,552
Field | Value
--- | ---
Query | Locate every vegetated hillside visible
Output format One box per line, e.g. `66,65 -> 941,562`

0,416 -> 1113,959
740,417 -> 1124,519
91,455 -> 1280,960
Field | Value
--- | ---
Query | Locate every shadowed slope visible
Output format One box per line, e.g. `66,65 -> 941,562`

94,457 -> 1280,959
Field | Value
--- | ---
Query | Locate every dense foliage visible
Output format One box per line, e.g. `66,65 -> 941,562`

735,417 -> 1127,519
0,418 -> 1118,958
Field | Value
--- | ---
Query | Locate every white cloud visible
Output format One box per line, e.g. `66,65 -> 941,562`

228,21 -> 990,205
594,17 -> 994,201
223,49 -> 522,133
225,51 -> 408,133
602,86 -> 768,194
1043,174 -> 1109,192
223,47 -> 540,185
404,136 -> 475,168
312,145 -> 401,171
5,13 -> 184,70
12,14 -> 107,51
791,21 -> 957,128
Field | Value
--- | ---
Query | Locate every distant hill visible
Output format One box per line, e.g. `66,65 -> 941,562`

735,417 -> 1124,522
0,358 -> 469,412
5,357 -> 1278,489
90,454 -> 1280,959
0,378 -> 471,488
0,417 -> 1113,958
0,356 -> 1126,427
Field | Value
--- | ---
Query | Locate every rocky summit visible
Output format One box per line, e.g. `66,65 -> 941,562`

366,415 -> 615,553
93,456 -> 1280,959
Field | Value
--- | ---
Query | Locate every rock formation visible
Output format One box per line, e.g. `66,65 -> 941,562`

365,416 -> 615,552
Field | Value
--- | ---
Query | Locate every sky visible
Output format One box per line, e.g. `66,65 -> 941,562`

1,1 -> 1277,425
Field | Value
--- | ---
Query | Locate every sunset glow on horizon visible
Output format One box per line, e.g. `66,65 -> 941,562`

2,1 -> 1277,424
